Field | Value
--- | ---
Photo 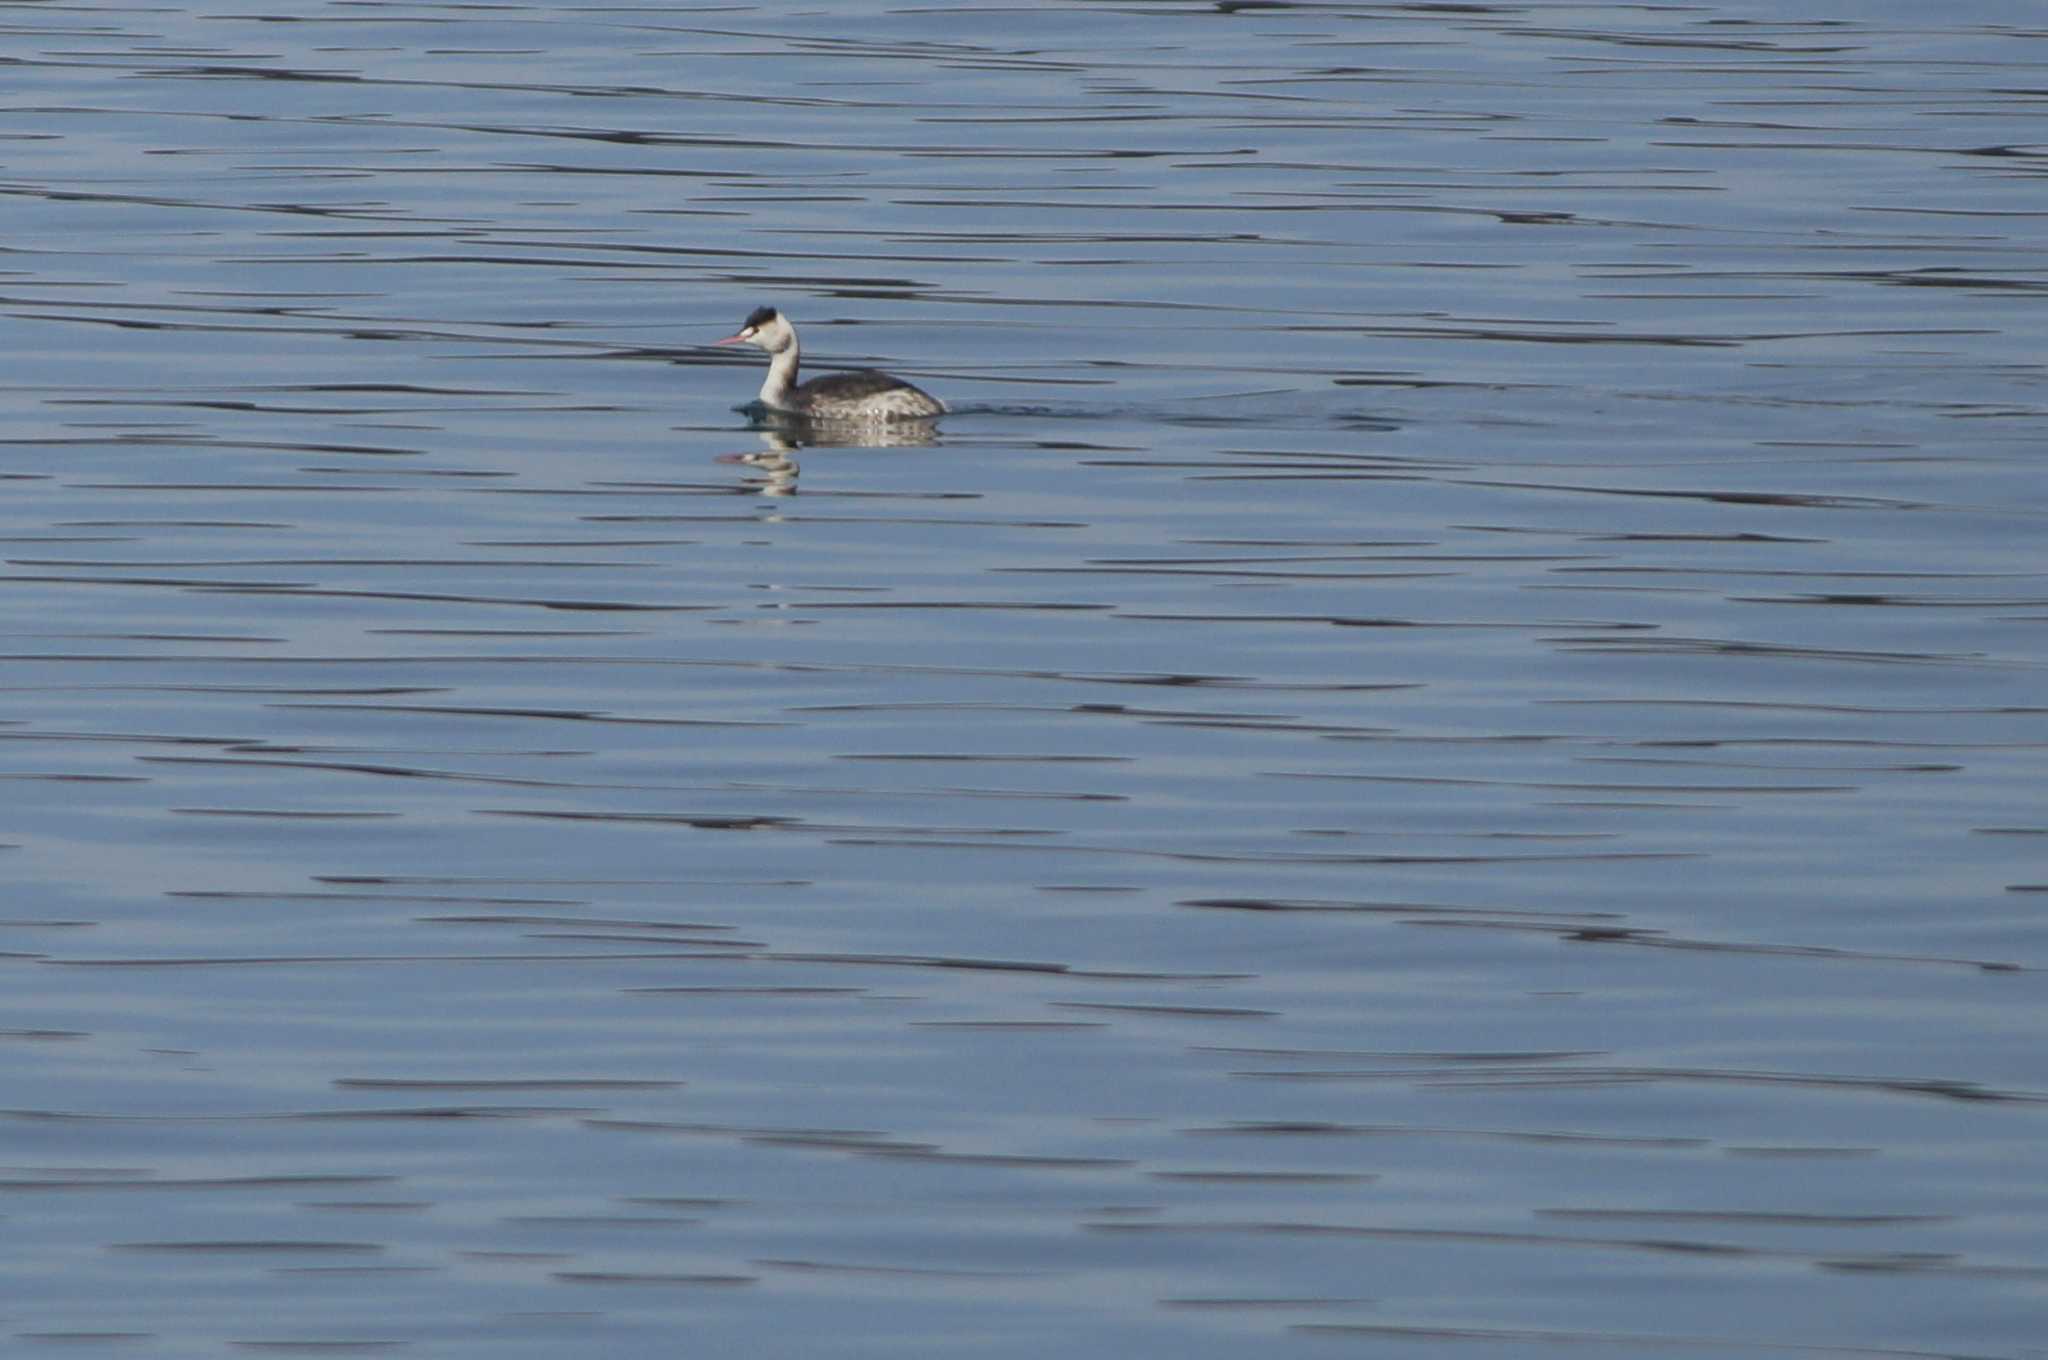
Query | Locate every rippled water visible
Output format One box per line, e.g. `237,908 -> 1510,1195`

3,1 -> 2045,1355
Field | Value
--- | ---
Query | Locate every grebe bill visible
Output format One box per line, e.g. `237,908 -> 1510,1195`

713,306 -> 945,422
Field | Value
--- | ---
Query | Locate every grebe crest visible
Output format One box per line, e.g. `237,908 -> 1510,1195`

713,306 -> 945,423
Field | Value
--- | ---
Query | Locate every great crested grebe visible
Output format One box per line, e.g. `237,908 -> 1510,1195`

713,306 -> 945,422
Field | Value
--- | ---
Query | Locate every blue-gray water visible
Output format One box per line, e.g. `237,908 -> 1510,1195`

3,2 -> 2045,1356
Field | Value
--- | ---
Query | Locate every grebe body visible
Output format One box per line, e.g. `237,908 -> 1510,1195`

714,306 -> 945,422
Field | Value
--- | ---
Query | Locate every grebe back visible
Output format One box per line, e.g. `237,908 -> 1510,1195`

713,306 -> 945,422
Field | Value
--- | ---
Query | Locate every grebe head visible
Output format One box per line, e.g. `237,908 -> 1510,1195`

713,305 -> 795,354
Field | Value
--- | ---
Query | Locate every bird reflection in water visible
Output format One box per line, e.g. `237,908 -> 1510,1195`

715,413 -> 940,497
717,436 -> 800,496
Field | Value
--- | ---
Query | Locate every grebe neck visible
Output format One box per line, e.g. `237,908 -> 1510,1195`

759,333 -> 801,408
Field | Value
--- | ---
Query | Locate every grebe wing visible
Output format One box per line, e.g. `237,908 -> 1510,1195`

790,369 -> 946,418
794,370 -> 921,401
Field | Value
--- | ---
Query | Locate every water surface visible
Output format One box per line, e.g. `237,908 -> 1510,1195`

2,2 -> 2045,1356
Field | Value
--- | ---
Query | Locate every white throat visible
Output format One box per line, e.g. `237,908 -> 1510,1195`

758,330 -> 800,407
